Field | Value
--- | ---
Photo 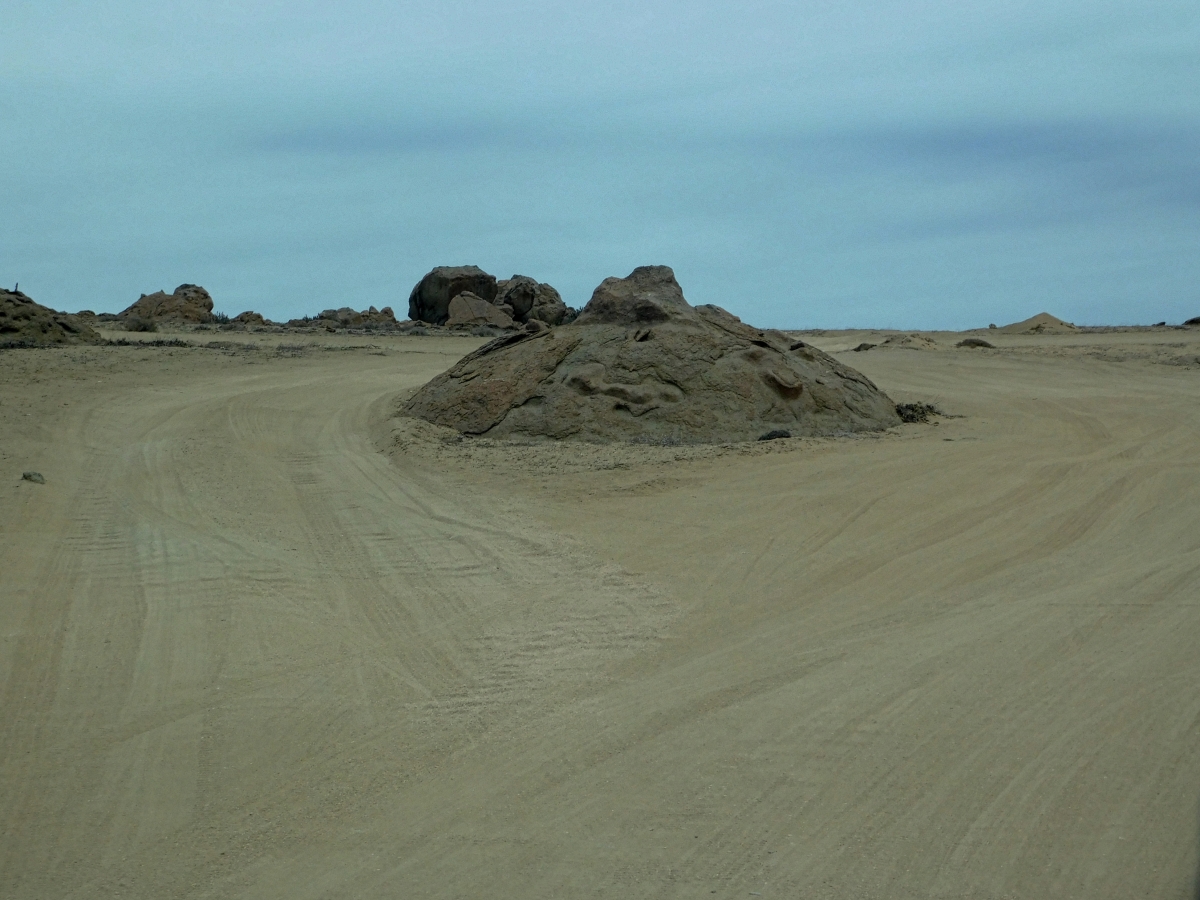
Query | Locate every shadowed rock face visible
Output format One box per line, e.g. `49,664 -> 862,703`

496,276 -> 570,326
120,284 -> 214,323
408,266 -> 498,325
0,289 -> 101,346
404,266 -> 900,443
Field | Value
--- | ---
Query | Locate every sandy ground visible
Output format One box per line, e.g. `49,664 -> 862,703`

1,326 -> 1198,899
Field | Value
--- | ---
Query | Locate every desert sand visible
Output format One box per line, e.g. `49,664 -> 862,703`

2,325 -> 1199,898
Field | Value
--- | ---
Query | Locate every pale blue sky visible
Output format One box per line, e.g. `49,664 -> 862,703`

3,1 -> 1197,327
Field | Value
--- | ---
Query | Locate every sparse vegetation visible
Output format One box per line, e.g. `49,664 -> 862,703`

124,317 -> 157,332
896,402 -> 942,423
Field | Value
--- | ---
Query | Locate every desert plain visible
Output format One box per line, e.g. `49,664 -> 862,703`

2,324 -> 1199,899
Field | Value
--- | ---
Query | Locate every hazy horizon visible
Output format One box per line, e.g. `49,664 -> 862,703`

3,1 -> 1197,329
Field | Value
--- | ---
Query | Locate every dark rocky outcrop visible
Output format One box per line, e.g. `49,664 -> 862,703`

233,311 -> 267,326
496,276 -> 570,326
957,338 -> 994,348
404,266 -> 900,443
0,289 -> 101,347
119,284 -> 214,324
408,266 -> 497,325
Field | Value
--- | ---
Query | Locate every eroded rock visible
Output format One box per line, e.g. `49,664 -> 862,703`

120,285 -> 214,324
0,289 -> 101,346
496,276 -> 570,326
404,266 -> 900,443
445,292 -> 515,329
408,266 -> 497,325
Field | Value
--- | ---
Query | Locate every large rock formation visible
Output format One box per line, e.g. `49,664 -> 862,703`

0,289 -> 101,346
404,266 -> 900,443
408,266 -> 497,325
119,284 -> 214,324
496,276 -> 570,326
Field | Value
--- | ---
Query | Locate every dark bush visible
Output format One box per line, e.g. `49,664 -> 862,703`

896,402 -> 942,423
124,317 -> 157,332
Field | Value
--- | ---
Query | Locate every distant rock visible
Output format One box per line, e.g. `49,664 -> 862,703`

445,292 -> 515,328
21,471 -> 45,484
233,311 -> 267,326
1184,316 -> 1200,327
879,333 -> 939,350
957,338 -> 994,348
404,265 -> 900,443
998,313 -> 1077,335
0,289 -> 101,346
319,307 -> 363,328
852,342 -> 876,352
120,284 -> 214,324
408,266 -> 497,325
496,275 -> 570,326
307,305 -> 400,330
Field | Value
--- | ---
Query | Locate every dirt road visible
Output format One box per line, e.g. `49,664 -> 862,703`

2,331 -> 1198,898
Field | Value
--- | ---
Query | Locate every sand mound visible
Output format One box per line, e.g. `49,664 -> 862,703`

119,284 -> 214,324
403,266 -> 900,443
0,289 -> 101,347
998,312 -> 1077,334
879,333 -> 939,350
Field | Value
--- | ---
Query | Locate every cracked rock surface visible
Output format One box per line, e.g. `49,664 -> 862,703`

403,266 -> 900,442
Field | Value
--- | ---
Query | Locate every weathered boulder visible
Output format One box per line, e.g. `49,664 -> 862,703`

318,307 -> 364,327
365,306 -> 397,325
119,284 -> 214,324
404,266 -> 900,443
573,265 -> 694,326
408,266 -> 497,325
234,311 -> 266,326
496,275 -> 570,326
0,289 -> 101,346
445,292 -> 515,328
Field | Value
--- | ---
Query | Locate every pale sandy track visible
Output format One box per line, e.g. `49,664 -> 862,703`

2,332 -> 1199,898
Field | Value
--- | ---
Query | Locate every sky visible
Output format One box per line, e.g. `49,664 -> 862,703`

2,1 -> 1198,329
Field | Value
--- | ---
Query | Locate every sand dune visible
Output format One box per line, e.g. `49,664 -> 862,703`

2,328 -> 1198,898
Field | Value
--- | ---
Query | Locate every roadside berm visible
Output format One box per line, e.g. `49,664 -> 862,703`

404,266 -> 900,443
